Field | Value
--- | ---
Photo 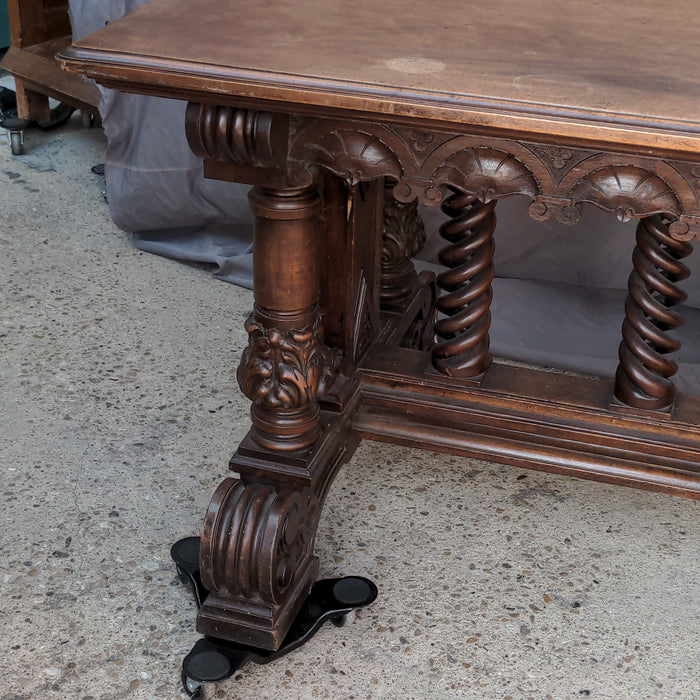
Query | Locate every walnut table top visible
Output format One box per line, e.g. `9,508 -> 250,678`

61,0 -> 700,157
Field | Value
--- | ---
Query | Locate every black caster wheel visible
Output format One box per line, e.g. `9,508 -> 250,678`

181,668 -> 204,698
1,117 -> 29,155
170,537 -> 208,608
172,536 -> 378,698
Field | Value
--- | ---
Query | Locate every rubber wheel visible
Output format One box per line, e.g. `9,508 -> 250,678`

9,131 -> 23,155
330,614 -> 347,628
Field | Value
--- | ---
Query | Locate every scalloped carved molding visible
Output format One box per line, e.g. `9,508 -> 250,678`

434,147 -> 539,203
294,128 -> 403,185
570,166 -> 681,222
186,103 -> 700,240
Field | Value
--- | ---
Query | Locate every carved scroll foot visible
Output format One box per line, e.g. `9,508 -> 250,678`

196,379 -> 360,650
614,215 -> 693,410
380,181 -> 427,311
432,188 -> 496,378
196,477 -> 320,649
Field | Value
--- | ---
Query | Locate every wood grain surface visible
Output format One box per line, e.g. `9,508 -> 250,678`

61,0 -> 700,153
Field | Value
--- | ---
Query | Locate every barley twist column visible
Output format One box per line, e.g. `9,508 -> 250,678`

614,214 -> 693,410
432,188 -> 496,377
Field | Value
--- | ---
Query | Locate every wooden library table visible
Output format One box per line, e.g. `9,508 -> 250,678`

61,0 -> 700,651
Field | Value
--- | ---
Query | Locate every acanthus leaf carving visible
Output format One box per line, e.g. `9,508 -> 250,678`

381,184 -> 426,262
380,186 -> 426,310
237,313 -> 340,411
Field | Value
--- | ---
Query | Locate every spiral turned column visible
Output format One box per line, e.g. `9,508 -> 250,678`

614,214 -> 693,410
432,188 -> 496,377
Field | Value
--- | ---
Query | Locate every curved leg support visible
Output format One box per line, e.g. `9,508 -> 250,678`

197,477 -> 321,648
196,413 -> 360,650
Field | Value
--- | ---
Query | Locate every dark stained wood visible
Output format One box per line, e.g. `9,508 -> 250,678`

357,347 -> 700,497
239,184 -> 338,452
57,0 -> 700,651
380,183 -> 427,312
316,173 -> 383,368
614,215 -> 693,410
198,376 -> 363,649
433,190 -> 495,378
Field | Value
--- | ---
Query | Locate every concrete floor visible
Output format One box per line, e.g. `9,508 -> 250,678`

1,99 -> 698,700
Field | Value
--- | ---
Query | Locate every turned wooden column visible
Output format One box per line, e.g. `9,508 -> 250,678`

432,188 -> 496,378
197,182 -> 346,651
238,185 -> 334,451
614,214 -> 693,410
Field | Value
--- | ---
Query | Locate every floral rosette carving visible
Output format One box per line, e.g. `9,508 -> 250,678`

237,314 -> 339,410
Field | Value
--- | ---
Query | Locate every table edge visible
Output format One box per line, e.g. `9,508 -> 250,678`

59,45 -> 700,160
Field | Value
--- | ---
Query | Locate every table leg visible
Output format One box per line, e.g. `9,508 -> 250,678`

432,188 -> 496,378
241,185 -> 335,451
195,184 -> 346,650
614,214 -> 693,410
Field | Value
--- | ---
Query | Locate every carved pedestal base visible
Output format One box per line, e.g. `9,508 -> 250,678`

196,385 -> 361,649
